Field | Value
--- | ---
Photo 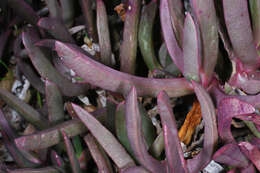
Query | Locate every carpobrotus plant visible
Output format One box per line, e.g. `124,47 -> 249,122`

0,0 -> 260,172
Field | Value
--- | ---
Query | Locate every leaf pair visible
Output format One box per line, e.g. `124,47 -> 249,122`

160,0 -> 218,86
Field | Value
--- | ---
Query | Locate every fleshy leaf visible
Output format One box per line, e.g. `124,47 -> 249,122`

62,130 -> 82,173
0,109 -> 16,139
17,59 -> 45,94
22,28 -> 88,97
223,0 -> 259,68
239,142 -> 260,171
45,80 -> 64,124
0,88 -> 49,130
190,0 -> 218,85
210,86 -> 260,109
44,0 -> 61,18
59,0 -> 74,27
167,0 -> 184,46
157,91 -> 188,173
121,166 -> 150,173
138,0 -> 162,71
249,0 -> 260,49
36,39 -> 193,98
96,0 -> 112,66
218,98 -> 255,143
183,13 -> 201,82
38,17 -> 75,43
7,0 -> 39,25
7,167 -> 60,173
187,81 -> 218,173
160,0 -> 183,72
80,0 -> 98,42
15,119 -> 87,150
229,72 -> 260,94
149,131 -> 164,159
0,109 -> 42,168
71,103 -> 135,170
115,101 -> 157,160
213,143 -> 250,168
50,150 -> 65,169
84,134 -> 113,173
119,0 -> 141,74
125,87 -> 165,173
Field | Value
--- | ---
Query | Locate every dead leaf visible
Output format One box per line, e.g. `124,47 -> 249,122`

178,101 -> 202,145
0,70 -> 14,92
84,105 -> 96,113
114,3 -> 126,21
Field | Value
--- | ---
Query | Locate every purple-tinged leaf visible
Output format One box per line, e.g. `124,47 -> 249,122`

157,91 -> 188,173
15,119 -> 87,150
213,143 -> 249,168
239,142 -> 260,171
249,0 -> 260,49
167,0 -> 184,46
36,40 -> 193,98
241,164 -> 256,173
7,167 -> 60,173
52,56 -> 73,81
125,87 -> 165,173
0,29 -> 11,60
13,33 -> 23,57
227,169 -> 237,173
17,59 -> 45,94
45,80 -> 64,124
2,131 -> 42,168
0,109 -> 16,139
115,101 -> 156,160
183,13 -> 201,82
217,23 -> 234,58
50,150 -> 65,169
120,0 -> 141,74
121,166 -> 150,173
218,98 -> 255,143
158,43 -> 181,76
80,0 -> 98,42
0,109 -> 42,168
0,88 -> 49,130
251,138 -> 260,149
229,72 -> 260,94
84,134 -> 113,173
215,1 -> 234,58
23,28 -> 88,97
59,0 -> 75,27
138,0 -> 162,71
71,103 -> 135,170
247,71 -> 260,80
38,17 -> 75,43
191,0 -> 218,85
62,130 -> 82,173
96,0 -> 112,66
210,86 -> 260,109
160,0 -> 183,72
7,0 -> 39,25
223,0 -> 259,68
187,81 -> 218,173
44,0 -> 61,19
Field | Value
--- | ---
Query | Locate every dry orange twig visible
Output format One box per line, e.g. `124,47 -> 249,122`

178,101 -> 202,145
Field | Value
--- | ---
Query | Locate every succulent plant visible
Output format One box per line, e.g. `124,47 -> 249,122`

0,0 -> 260,172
